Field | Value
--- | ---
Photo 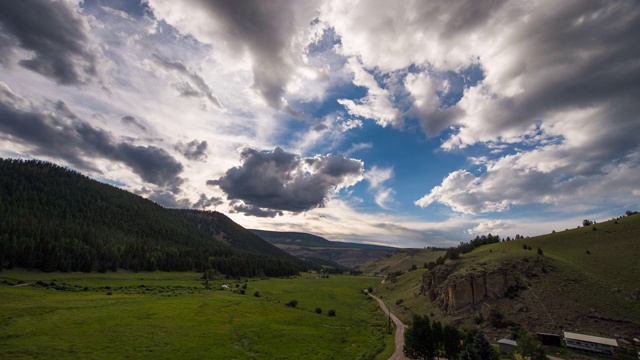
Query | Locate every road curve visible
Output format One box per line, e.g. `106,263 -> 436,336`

369,293 -> 409,360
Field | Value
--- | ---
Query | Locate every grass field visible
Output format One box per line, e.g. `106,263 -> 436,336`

357,248 -> 447,275
0,270 -> 394,359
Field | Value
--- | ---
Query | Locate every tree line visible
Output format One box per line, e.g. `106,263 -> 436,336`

404,314 -> 546,360
0,158 -> 308,277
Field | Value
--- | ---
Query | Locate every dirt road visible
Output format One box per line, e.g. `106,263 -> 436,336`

369,293 -> 409,360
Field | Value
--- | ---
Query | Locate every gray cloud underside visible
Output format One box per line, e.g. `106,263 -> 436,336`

148,0 -> 320,109
175,140 -> 208,161
0,0 -> 99,85
210,147 -> 363,216
0,84 -> 183,190
151,53 -> 222,108
121,115 -> 149,133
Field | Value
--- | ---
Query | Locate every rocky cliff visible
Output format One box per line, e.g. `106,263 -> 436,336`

421,256 -> 546,314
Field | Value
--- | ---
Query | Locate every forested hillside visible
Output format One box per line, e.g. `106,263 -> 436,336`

0,159 -> 307,276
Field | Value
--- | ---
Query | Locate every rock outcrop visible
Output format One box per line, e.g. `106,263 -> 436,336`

421,256 -> 545,314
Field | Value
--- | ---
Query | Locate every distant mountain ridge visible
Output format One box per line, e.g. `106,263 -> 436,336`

0,158 -> 309,276
251,229 -> 397,268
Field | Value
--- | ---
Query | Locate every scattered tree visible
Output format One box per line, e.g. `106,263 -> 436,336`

403,314 -> 436,360
582,219 -> 593,227
442,324 -> 461,360
285,299 -> 298,308
315,307 -> 322,314
253,291 -> 260,297
514,330 -> 546,360
460,331 -> 499,360
537,247 -> 543,256
327,309 -> 336,317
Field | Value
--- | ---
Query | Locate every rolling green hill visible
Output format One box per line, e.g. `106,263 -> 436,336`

0,158 -> 308,277
251,229 -> 397,268
374,215 -> 640,346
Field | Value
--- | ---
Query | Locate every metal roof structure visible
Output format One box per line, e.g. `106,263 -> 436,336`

564,332 -> 618,347
498,339 -> 517,346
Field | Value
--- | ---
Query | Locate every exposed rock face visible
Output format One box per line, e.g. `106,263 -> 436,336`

421,257 -> 545,314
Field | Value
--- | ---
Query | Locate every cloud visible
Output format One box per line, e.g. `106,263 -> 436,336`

0,0 -> 101,85
466,219 -> 509,235
364,166 -> 397,209
121,115 -> 148,133
147,0 -> 321,109
193,193 -> 223,209
0,82 -> 184,190
151,53 -> 222,108
209,147 -> 363,215
337,58 -> 401,128
175,140 -> 208,161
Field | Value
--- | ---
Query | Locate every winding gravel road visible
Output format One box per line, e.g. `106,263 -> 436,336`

369,293 -> 409,360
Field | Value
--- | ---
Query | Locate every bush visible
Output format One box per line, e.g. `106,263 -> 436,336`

106,291 -> 112,296
239,289 -> 245,295
586,250 -> 591,254
242,283 -> 247,289
253,291 -> 260,297
367,286 -> 373,293
537,247 -> 544,256
285,299 -> 298,308
315,307 -> 322,314
327,309 -> 336,317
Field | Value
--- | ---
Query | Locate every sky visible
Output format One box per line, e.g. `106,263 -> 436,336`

1,0 -> 639,248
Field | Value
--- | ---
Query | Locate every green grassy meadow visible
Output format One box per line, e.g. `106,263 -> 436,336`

0,271 -> 394,359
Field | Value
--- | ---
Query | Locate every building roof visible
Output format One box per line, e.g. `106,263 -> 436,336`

498,339 -> 517,346
564,332 -> 618,347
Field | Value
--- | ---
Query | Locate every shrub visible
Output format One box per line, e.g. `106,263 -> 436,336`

327,309 -> 336,317
537,247 -> 544,256
586,250 -> 591,254
239,289 -> 245,295
315,307 -> 322,314
367,286 -> 373,293
285,299 -> 298,308
253,291 -> 260,297
242,283 -> 247,289
522,244 -> 528,250
106,291 -> 112,296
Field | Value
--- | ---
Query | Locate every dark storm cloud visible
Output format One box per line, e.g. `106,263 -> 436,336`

229,202 -> 283,218
193,193 -> 223,209
121,115 -> 148,133
147,190 -> 191,208
209,147 -> 363,215
175,140 -> 208,161
151,53 -> 221,108
0,0 -> 99,85
0,84 -> 183,190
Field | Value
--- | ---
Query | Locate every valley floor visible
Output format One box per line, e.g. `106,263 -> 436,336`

0,270 -> 395,359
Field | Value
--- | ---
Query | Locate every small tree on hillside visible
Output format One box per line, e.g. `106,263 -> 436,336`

582,219 -> 592,227
403,315 -> 436,360
460,331 -> 498,360
442,324 -> 462,360
514,330 -> 546,360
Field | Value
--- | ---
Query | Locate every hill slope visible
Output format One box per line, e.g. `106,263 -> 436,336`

0,158 -> 307,276
172,209 -> 307,265
251,229 -> 396,268
356,248 -> 446,275
375,215 -> 640,343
